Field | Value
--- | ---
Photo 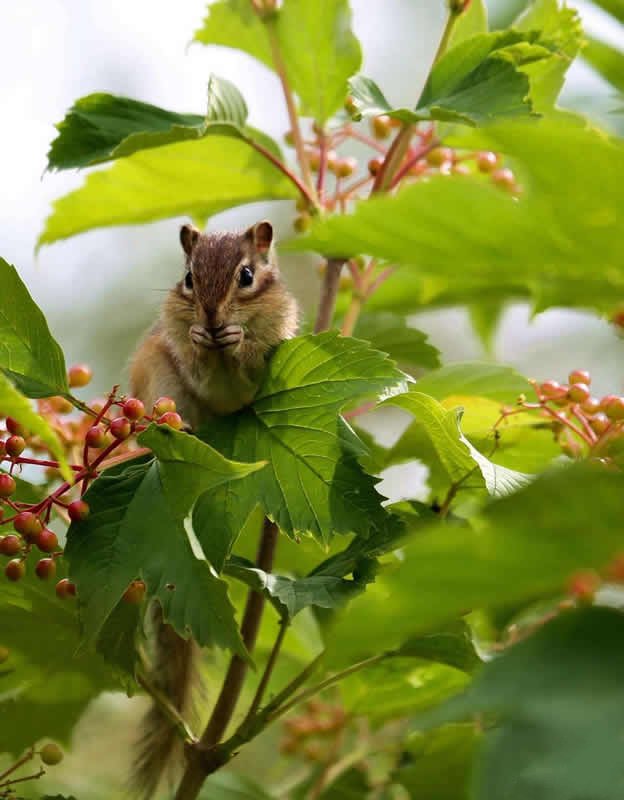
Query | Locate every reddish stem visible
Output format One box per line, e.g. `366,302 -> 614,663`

316,129 -> 328,200
345,127 -> 387,154
389,138 -> 438,189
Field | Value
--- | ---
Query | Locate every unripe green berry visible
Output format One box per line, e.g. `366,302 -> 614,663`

40,743 -> 64,766
293,213 -> 312,234
426,147 -> 454,167
5,559 -> 25,582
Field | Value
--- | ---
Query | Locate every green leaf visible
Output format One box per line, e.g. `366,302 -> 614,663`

0,258 -> 68,397
224,556 -> 364,618
289,119 -> 624,316
394,724 -> 479,800
47,75 -> 282,171
326,462 -> 624,666
448,0 -> 488,49
353,314 -> 441,372
193,0 -> 273,69
64,442 -> 259,659
386,390 -> 530,497
0,554 -> 116,755
199,772 -> 276,800
276,0 -> 362,122
426,607 -> 624,800
589,0 -> 624,23
583,36 -> 624,94
514,0 -> 584,110
194,333 -> 406,564
0,374 -> 71,482
413,363 -> 529,404
38,135 -> 297,247
194,0 -> 362,123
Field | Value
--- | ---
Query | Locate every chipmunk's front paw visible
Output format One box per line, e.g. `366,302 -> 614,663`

212,324 -> 243,349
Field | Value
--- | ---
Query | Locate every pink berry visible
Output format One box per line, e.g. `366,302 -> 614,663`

110,417 -> 131,440
68,500 -> 90,522
5,559 -> 25,582
0,535 -> 22,557
36,529 -> 59,553
122,398 -> 145,421
56,578 -> 77,599
0,474 -> 16,498
35,558 -> 56,580
85,425 -> 107,449
13,512 -> 43,539
157,412 -> 184,431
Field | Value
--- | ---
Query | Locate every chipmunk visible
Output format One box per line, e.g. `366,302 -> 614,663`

130,221 -> 298,797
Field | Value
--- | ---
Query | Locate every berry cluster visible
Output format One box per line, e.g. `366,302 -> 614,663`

0,364 -> 182,599
497,369 -> 624,462
290,112 -> 518,231
280,700 -> 347,763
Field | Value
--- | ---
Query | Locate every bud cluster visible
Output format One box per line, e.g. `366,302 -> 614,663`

0,364 -> 183,596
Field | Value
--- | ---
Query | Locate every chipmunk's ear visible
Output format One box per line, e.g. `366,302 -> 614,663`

245,220 -> 273,253
180,224 -> 200,256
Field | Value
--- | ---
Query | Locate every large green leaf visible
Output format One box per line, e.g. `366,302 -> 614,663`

47,75 -> 281,171
0,258 -> 68,397
64,432 -> 263,658
426,607 -> 624,800
0,374 -> 71,482
413,363 -> 529,404
194,333 -> 406,569
588,0 -> 624,24
194,0 -> 362,123
448,0 -> 489,49
353,314 -> 440,372
583,36 -> 624,95
387,390 -> 530,497
0,554 -> 116,755
327,462 -> 624,666
290,120 -> 624,315
38,135 -> 297,247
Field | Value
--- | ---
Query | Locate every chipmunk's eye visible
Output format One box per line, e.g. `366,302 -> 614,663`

184,270 -> 193,291
239,265 -> 254,288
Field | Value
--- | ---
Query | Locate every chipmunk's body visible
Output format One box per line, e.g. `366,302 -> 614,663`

131,221 -> 298,428
129,221 -> 297,798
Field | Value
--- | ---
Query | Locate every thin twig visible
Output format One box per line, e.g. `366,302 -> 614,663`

315,258 -> 346,333
243,619 -> 289,724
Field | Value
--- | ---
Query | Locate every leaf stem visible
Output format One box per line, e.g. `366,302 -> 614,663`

174,518 -> 279,800
264,19 -> 317,202
315,258 -> 346,332
245,136 -> 317,208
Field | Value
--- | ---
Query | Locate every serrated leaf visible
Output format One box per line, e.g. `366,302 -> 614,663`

289,119 -> 624,316
224,556 -> 364,618
194,0 -> 362,123
327,462 -> 624,666
0,554 -> 116,755
583,36 -> 624,94
194,333 -> 406,569
46,75 -> 281,172
0,258 -> 68,397
38,135 -> 297,247
353,314 -> 440,371
0,374 -> 71,482
64,444 -> 259,660
386,390 -> 530,497
425,608 -> 624,800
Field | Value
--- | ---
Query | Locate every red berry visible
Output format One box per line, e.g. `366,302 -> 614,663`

68,500 -> 90,522
5,418 -> 24,436
68,364 -> 92,388
426,147 -> 454,167
568,383 -> 590,404
590,413 -> 610,435
569,369 -> 591,386
35,558 -> 56,580
491,168 -> 517,191
110,417 -> 132,440
85,425 -> 107,449
13,512 -> 43,539
36,529 -> 59,553
0,474 -> 16,498
56,578 -> 77,599
0,535 -> 22,556
123,579 -> 146,605
5,559 -> 25,582
475,151 -> 499,173
0,440 -> 5,458
371,115 -> 392,139
368,157 -> 383,176
153,397 -> 177,416
122,398 -> 145,421
602,395 -> 624,421
157,412 -> 184,431
5,436 -> 25,458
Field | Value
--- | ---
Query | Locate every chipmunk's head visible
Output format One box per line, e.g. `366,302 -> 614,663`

176,221 -> 286,335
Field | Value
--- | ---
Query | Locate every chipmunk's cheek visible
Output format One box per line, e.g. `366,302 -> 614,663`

213,324 -> 243,348
190,324 -> 217,349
